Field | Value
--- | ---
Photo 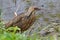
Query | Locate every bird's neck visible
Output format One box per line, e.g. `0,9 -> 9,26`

25,10 -> 35,16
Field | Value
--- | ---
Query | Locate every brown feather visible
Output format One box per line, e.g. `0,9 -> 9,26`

5,6 -> 41,33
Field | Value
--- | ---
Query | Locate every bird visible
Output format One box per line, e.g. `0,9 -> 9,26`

5,6 -> 41,33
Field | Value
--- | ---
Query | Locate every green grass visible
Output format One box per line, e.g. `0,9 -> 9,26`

0,21 -> 60,40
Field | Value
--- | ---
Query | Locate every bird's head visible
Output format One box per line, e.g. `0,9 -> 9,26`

25,6 -> 41,16
28,6 -> 41,12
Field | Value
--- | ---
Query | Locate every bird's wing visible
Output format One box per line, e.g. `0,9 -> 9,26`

5,13 -> 25,27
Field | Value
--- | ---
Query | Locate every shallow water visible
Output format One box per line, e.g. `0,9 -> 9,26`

1,0 -> 60,26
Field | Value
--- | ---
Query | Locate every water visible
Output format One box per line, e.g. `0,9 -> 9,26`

1,0 -> 60,26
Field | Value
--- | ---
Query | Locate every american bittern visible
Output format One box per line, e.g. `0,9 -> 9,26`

5,6 -> 41,33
